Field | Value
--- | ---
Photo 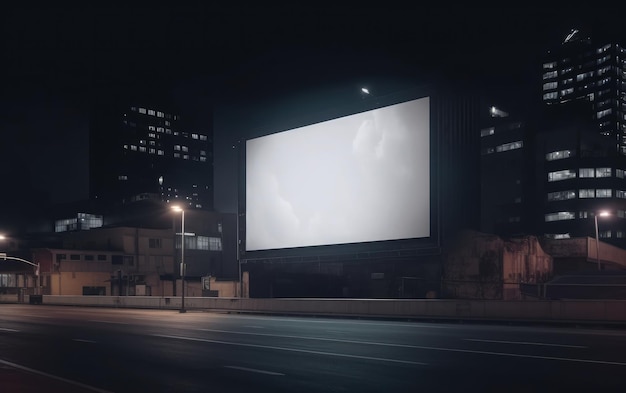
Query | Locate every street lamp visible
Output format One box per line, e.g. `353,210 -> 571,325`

172,205 -> 186,313
594,211 -> 610,271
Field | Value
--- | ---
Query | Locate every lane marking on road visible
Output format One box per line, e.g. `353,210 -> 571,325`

224,366 -> 285,375
88,320 -> 131,325
464,338 -> 586,349
190,329 -> 626,367
0,358 -> 114,393
153,334 -> 428,366
243,326 -> 265,329
0,328 -> 19,332
73,339 -> 97,343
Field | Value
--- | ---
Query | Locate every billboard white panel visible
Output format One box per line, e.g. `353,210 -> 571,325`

246,96 -> 430,251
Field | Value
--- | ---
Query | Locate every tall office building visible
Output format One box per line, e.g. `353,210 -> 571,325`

542,29 -> 625,150
538,29 -> 626,246
89,85 -> 214,212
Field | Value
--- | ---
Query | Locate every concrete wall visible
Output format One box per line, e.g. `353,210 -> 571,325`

19,295 -> 626,324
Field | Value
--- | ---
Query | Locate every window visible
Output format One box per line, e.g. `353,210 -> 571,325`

118,175 -> 128,180
157,111 -> 164,118
547,190 -> 576,201
596,189 -> 612,198
112,255 -> 123,265
148,109 -> 156,116
192,133 -> 199,139
70,254 -> 80,260
545,212 -> 575,222
149,238 -> 162,249
548,170 -> 576,182
200,134 -> 208,141
480,127 -> 495,137
174,145 -> 181,151
596,168 -> 611,177
97,255 -> 107,261
209,237 -> 222,251
124,256 -> 134,266
579,168 -> 594,178
181,146 -> 189,152
138,108 -> 146,114
546,150 -> 572,161
543,71 -> 557,79
617,169 -> 625,178
579,189 -> 595,198
616,190 -> 626,199
543,82 -> 557,91
543,92 -> 558,100
496,141 -> 523,152
85,255 -> 94,261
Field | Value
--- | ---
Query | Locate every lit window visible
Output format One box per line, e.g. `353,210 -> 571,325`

139,140 -> 146,145
480,127 -> 495,137
149,148 -> 156,154
200,150 -> 206,156
543,71 -> 558,79
545,212 -> 575,222
560,88 -> 574,95
543,92 -> 558,100
192,133 -> 199,139
182,146 -> 188,152
200,134 -> 208,141
148,109 -> 156,116
543,82 -> 557,91
596,168 -> 611,177
547,190 -> 576,201
597,109 -> 612,119
543,62 -> 557,69
157,111 -> 164,118
130,145 -> 137,151
174,145 -> 181,151
496,141 -> 523,152
148,133 -> 156,138
183,155 -> 189,160
174,153 -> 180,158
617,190 -> 626,198
596,189 -> 612,198
157,127 -> 164,133
166,128 -> 172,134
139,146 -> 146,153
149,125 -> 156,131
579,168 -> 594,178
546,150 -> 572,161
118,175 -> 128,180
158,150 -> 164,155
200,157 -> 207,162
139,108 -> 146,114
548,169 -> 576,182
579,189 -> 595,198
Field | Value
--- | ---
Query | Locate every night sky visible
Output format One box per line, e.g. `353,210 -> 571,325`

1,4 -> 624,224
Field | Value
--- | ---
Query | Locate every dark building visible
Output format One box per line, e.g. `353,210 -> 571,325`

481,28 -> 626,249
538,29 -> 626,247
89,83 -> 214,211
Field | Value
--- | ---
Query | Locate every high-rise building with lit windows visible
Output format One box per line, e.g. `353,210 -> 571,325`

542,28 -> 626,152
89,86 -> 213,211
482,28 -> 626,250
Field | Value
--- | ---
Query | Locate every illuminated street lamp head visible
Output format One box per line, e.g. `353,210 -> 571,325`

598,211 -> 610,217
0,235 -> 5,240
361,87 -> 370,95
171,205 -> 183,213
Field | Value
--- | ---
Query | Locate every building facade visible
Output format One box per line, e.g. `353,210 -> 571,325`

89,86 -> 214,211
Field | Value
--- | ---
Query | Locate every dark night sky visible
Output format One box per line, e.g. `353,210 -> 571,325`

1,4 -> 624,222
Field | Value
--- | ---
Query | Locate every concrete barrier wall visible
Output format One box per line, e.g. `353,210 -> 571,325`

12,295 -> 625,324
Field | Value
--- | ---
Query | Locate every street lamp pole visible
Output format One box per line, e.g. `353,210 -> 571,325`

594,211 -> 610,271
172,206 -> 186,313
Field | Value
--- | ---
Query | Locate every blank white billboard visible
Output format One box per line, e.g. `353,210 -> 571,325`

246,96 -> 430,251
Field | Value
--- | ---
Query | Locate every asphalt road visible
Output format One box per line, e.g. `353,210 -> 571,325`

0,304 -> 625,392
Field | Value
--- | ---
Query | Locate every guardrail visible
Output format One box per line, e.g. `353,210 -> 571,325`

5,295 -> 625,325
